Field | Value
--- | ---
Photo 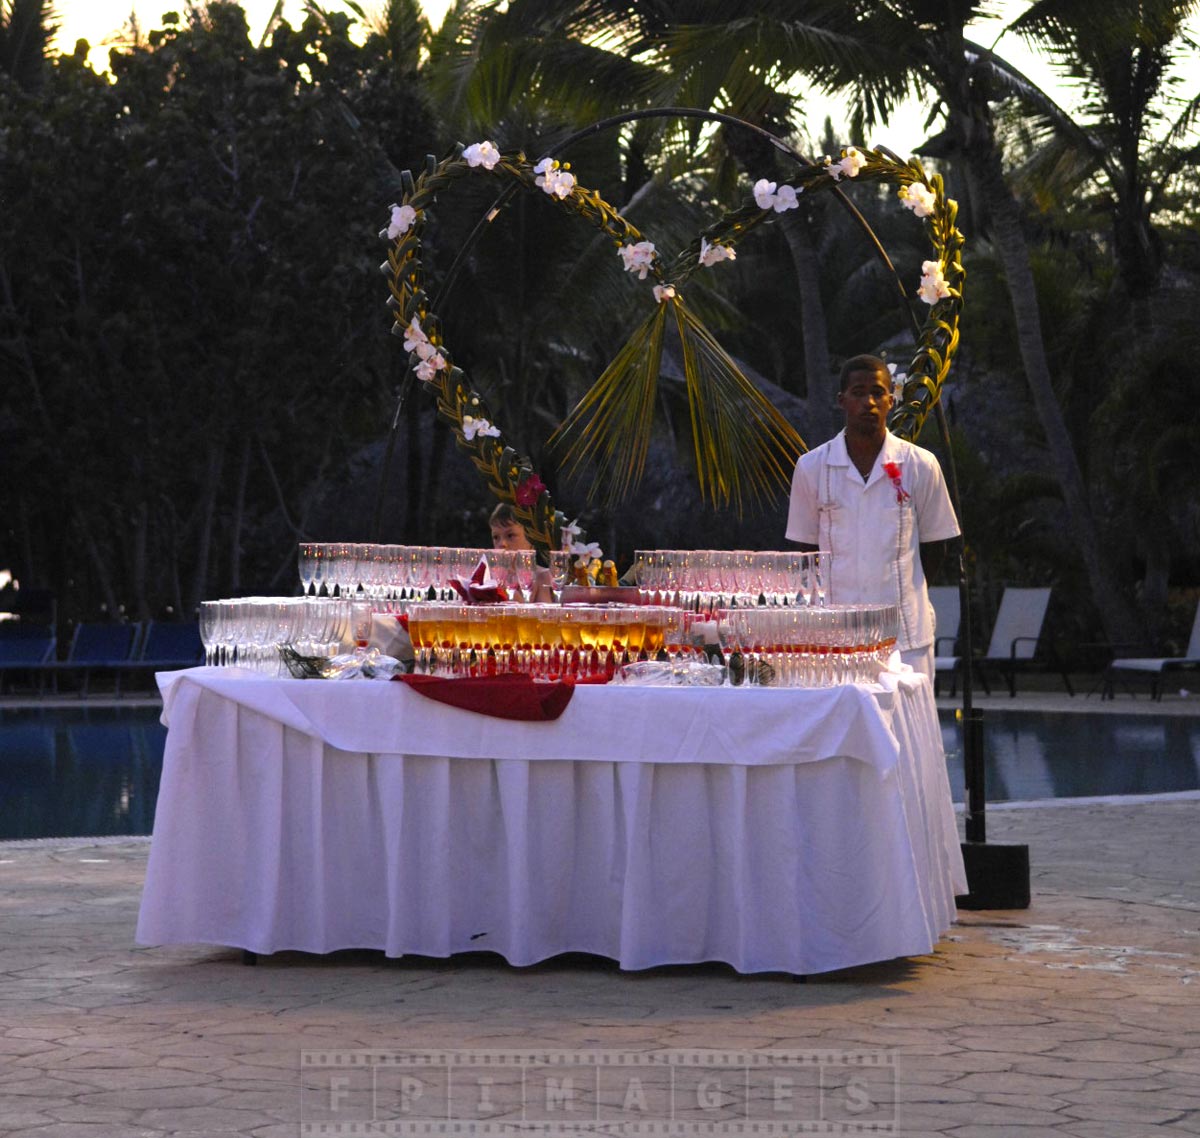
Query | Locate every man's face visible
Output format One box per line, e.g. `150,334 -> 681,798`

837,368 -> 893,434
491,522 -> 531,551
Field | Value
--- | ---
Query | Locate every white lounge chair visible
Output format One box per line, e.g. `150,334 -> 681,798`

929,585 -> 961,696
1104,603 -> 1200,700
975,587 -> 1074,698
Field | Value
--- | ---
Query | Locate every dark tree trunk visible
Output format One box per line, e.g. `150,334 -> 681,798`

188,443 -> 224,614
973,143 -> 1144,649
227,434 -> 252,594
779,208 -> 835,445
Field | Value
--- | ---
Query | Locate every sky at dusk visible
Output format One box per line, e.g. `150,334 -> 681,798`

47,2 -> 1199,157
51,1 -> 455,72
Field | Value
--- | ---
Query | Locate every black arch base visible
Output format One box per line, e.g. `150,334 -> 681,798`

956,842 -> 1031,910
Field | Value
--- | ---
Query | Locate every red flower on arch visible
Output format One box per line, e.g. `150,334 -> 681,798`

515,474 -> 547,507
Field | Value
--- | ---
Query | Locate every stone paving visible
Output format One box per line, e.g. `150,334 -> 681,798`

1,793 -> 1198,1137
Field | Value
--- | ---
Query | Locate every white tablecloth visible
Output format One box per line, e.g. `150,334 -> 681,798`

137,668 -> 966,975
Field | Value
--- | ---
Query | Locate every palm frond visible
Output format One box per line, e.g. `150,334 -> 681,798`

671,296 -> 805,514
548,302 -> 669,507
550,294 -> 805,514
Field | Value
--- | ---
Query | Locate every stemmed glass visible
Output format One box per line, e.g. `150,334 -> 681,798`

219,600 -> 247,667
350,600 -> 373,657
548,550 -> 573,590
661,608 -> 685,674
298,543 -> 320,596
199,601 -> 222,666
326,543 -> 355,597
512,551 -> 536,601
405,546 -> 430,597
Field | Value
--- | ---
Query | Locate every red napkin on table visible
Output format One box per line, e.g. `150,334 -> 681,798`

449,555 -> 509,604
395,673 -> 582,721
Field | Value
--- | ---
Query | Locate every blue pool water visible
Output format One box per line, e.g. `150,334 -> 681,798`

1,705 -> 1198,840
0,706 -> 166,841
941,710 -> 1200,802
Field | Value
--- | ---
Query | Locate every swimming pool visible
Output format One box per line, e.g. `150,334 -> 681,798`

941,710 -> 1200,802
0,705 -> 166,841
2,704 -> 1198,839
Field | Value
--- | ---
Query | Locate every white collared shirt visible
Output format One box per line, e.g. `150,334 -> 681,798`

785,431 -> 960,651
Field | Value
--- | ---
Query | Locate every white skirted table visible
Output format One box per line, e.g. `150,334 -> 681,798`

136,667 -> 965,975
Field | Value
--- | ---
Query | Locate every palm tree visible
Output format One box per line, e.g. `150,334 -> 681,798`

799,0 -> 1153,646
0,0 -> 55,89
1003,0 -> 1200,310
435,0 -> 1148,642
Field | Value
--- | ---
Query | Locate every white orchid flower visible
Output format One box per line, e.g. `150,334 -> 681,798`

534,157 -> 575,197
415,358 -> 437,382
771,184 -> 800,212
546,169 -> 576,198
463,141 -> 501,170
898,183 -> 936,218
570,540 -> 603,561
752,178 -> 778,209
618,240 -> 657,280
414,340 -> 437,361
382,203 -> 417,240
462,415 -> 500,440
560,518 -> 583,548
917,260 -> 952,305
886,362 -> 908,396
403,317 -> 429,352
827,146 -> 868,181
652,284 -> 676,303
699,238 -> 736,267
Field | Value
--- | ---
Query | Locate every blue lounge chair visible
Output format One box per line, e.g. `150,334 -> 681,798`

121,620 -> 203,690
39,622 -> 142,696
0,623 -> 57,693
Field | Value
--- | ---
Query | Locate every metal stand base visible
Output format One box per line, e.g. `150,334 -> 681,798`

956,841 -> 1030,910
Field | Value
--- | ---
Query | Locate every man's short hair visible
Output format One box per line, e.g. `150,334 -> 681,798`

838,354 -> 889,391
489,502 -> 519,527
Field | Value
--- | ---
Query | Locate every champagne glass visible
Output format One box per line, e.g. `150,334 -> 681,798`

350,600 -> 373,657
662,608 -> 688,677
198,600 -> 221,667
310,544 -> 331,597
298,543 -> 319,596
219,600 -> 247,668
512,551 -> 536,601
405,546 -> 430,597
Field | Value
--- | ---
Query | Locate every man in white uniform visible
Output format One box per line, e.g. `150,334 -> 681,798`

786,355 -> 960,679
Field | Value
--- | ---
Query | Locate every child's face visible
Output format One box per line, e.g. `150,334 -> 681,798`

491,522 -> 531,551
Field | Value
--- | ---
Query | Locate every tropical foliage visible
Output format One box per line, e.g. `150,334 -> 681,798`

1,0 -> 1198,657
379,135 -> 964,548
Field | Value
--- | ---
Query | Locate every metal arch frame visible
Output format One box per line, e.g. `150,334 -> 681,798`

373,106 -> 985,844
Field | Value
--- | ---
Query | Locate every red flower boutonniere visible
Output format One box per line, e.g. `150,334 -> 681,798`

515,474 -> 547,507
882,461 -> 911,504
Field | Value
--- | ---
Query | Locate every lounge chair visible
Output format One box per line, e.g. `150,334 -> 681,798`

929,585 -> 962,696
120,620 -> 203,690
0,623 -> 56,694
38,621 -> 142,696
974,587 -> 1074,698
1103,603 -> 1200,700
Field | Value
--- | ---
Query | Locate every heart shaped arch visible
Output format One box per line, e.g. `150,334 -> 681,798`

378,122 -> 964,555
